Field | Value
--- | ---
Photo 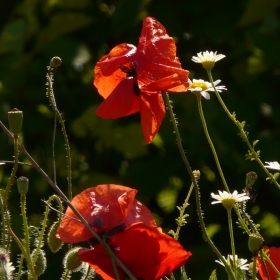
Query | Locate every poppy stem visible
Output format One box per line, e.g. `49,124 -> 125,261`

162,92 -> 237,280
46,61 -> 73,201
0,120 -> 137,280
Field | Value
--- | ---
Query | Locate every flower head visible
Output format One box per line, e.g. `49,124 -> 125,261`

188,79 -> 226,99
264,161 -> 280,171
257,246 -> 280,280
94,17 -> 189,144
56,184 -> 158,243
216,255 -> 249,271
211,190 -> 250,209
192,51 -> 225,70
0,248 -> 15,279
78,223 -> 192,280
57,185 -> 191,280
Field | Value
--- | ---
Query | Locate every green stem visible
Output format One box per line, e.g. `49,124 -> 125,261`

16,254 -> 24,280
196,94 -> 230,192
262,249 -> 280,279
174,182 -> 194,240
31,195 -> 63,271
46,69 -> 72,201
252,255 -> 257,280
62,269 -> 71,280
207,70 -> 280,190
162,92 -> 236,280
227,209 -> 236,277
196,93 -> 251,234
21,194 -> 30,256
0,121 -> 137,280
102,236 -> 121,280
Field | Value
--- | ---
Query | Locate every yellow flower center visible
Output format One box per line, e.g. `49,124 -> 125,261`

221,198 -> 236,210
202,60 -> 215,70
190,82 -> 209,91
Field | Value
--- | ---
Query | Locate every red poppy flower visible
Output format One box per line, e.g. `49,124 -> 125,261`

56,184 -> 158,243
78,223 -> 192,280
94,17 -> 189,144
257,246 -> 280,279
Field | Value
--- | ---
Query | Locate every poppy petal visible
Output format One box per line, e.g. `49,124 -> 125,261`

94,43 -> 137,99
136,17 -> 189,91
96,78 -> 140,119
257,246 -> 280,280
125,199 -> 158,229
110,223 -> 192,280
56,184 -> 138,243
141,72 -> 189,93
140,92 -> 165,144
78,246 -> 126,280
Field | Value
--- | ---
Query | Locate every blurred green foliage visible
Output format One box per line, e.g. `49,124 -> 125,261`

0,0 -> 280,278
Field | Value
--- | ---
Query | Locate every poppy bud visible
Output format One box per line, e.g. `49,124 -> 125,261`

47,221 -> 63,253
50,56 -> 62,68
246,172 -> 258,188
63,247 -> 83,272
8,108 -> 23,137
31,249 -> 47,276
248,233 -> 264,256
17,176 -> 29,195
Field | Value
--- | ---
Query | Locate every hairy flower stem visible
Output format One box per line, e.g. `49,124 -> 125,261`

46,67 -> 72,200
227,209 -> 237,277
21,194 -> 30,257
207,70 -> 280,190
174,182 -> 194,240
0,120 -> 137,280
196,94 -> 250,234
162,93 -> 236,280
30,195 -> 63,279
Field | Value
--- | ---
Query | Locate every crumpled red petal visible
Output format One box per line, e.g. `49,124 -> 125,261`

94,43 -> 137,99
136,17 -> 189,91
79,245 -> 126,280
140,92 -> 165,144
257,246 -> 280,280
79,223 -> 191,280
56,184 -> 157,243
96,78 -> 140,119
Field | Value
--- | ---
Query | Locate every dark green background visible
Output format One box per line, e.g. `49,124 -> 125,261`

1,0 -> 280,278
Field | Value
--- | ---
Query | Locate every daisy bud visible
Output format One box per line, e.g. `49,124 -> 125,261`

31,249 -> 47,276
50,56 -> 62,68
63,247 -> 83,272
17,176 -> 29,195
47,221 -> 63,253
0,247 -> 15,279
246,171 -> 258,188
248,233 -> 264,256
8,108 -> 23,137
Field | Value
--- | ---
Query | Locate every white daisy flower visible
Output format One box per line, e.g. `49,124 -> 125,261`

211,190 -> 250,209
188,79 -> 227,100
264,161 -> 280,171
192,51 -> 225,70
216,255 -> 249,271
